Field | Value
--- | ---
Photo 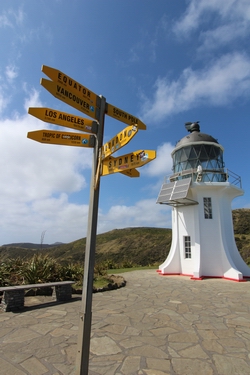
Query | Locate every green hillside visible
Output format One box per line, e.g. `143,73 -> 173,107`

0,227 -> 172,267
1,208 -> 250,266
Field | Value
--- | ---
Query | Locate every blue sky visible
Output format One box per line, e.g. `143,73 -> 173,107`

1,0 -> 250,245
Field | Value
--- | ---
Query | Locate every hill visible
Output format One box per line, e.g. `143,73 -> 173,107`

1,208 -> 250,266
0,227 -> 172,267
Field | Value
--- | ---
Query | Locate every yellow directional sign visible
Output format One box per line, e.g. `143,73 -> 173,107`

28,107 -> 98,134
120,168 -> 140,178
101,149 -> 156,176
41,78 -> 99,120
42,65 -> 100,108
102,125 -> 138,159
27,129 -> 95,147
106,103 -> 146,130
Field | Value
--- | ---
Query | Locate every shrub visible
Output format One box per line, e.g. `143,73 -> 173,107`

21,254 -> 57,284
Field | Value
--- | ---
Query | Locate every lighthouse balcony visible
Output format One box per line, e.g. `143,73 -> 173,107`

169,168 -> 241,188
157,169 -> 242,207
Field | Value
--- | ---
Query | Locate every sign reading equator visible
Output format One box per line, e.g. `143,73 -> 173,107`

101,149 -> 156,176
106,103 -> 146,130
28,107 -> 98,134
27,129 -> 95,147
41,78 -> 99,120
42,65 -> 100,108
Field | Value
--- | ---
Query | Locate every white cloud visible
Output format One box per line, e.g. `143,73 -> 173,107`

140,52 -> 250,122
143,142 -> 173,177
173,0 -> 250,50
98,198 -> 172,234
0,8 -> 25,28
0,88 -> 95,244
5,65 -> 18,81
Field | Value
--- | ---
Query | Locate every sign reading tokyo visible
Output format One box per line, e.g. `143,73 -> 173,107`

42,65 -> 100,108
41,78 -> 99,120
106,103 -> 146,130
28,107 -> 98,134
102,149 -> 156,176
27,130 -> 96,148
102,125 -> 138,159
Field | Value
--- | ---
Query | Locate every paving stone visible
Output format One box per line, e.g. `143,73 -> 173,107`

1,270 -> 250,375
146,357 -> 171,372
120,355 -> 141,374
0,358 -> 27,375
178,343 -> 209,359
3,328 -> 41,343
20,356 -> 49,375
171,358 -> 214,375
213,354 -> 250,374
90,336 -> 122,355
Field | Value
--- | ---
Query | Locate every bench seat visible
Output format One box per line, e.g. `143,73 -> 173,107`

0,281 -> 75,312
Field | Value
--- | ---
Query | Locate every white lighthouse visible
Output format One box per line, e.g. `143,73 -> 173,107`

157,122 -> 250,281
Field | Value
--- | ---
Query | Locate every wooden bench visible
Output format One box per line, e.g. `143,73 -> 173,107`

0,281 -> 75,312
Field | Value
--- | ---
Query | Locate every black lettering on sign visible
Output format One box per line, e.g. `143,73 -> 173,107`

43,132 -> 55,138
45,109 -> 57,118
57,72 -> 93,99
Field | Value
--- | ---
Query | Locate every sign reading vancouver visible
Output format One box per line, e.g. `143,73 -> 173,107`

41,78 -> 99,120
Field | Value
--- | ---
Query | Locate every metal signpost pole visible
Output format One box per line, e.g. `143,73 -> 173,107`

75,96 -> 106,375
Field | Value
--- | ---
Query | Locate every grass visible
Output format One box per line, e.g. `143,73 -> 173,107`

107,265 -> 158,274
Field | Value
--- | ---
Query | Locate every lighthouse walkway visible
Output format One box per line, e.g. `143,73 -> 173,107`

1,269 -> 250,375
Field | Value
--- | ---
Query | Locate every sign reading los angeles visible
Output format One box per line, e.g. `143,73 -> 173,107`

101,150 -> 156,176
106,103 -> 146,130
28,107 -> 98,134
101,125 -> 138,159
27,129 -> 95,148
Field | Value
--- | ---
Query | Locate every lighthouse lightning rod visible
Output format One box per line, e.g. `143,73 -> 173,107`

75,95 -> 106,375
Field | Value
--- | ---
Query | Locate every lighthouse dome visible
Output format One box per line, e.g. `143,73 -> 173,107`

176,126 -> 218,147
170,122 -> 227,183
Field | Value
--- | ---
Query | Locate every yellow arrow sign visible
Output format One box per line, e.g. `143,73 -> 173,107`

120,168 -> 140,178
27,129 -> 95,147
42,65 -> 100,108
28,107 -> 98,134
102,125 -> 138,159
101,149 -> 156,176
41,78 -> 99,120
106,103 -> 146,130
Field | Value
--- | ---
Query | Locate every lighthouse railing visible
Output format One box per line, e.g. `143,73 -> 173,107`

167,168 -> 242,188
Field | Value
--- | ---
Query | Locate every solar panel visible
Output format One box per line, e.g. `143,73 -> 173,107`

156,177 -> 196,206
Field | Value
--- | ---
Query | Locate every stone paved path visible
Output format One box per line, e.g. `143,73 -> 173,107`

1,270 -> 250,374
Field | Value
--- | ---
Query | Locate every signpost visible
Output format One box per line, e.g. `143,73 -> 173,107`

101,149 -> 156,176
27,64 -> 156,375
28,107 -> 98,134
106,102 -> 146,130
27,129 -> 96,148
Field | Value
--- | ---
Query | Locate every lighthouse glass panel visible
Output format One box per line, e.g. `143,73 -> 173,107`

172,144 -> 226,182
184,236 -> 191,258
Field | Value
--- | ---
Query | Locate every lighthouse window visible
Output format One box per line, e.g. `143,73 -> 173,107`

203,197 -> 212,219
184,236 -> 191,258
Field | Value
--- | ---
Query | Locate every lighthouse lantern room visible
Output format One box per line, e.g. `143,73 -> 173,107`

157,122 -> 250,281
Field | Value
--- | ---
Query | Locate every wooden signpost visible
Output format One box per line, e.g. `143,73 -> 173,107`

27,65 -> 156,375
